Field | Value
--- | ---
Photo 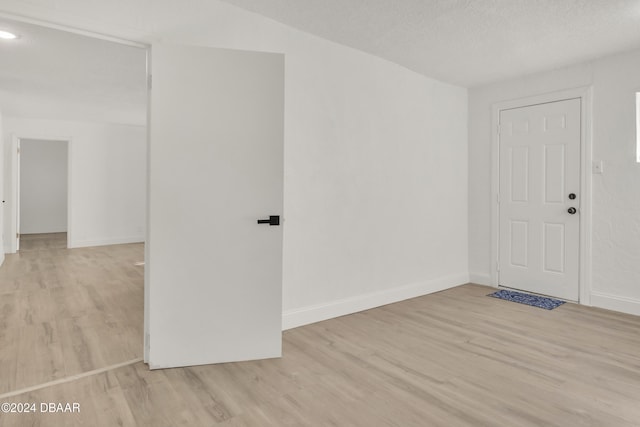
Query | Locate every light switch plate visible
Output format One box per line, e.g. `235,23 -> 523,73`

592,160 -> 604,174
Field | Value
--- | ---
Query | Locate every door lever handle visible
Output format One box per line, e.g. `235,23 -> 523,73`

257,215 -> 280,226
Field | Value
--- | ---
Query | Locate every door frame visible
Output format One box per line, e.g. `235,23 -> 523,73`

9,135 -> 73,252
491,87 -> 593,305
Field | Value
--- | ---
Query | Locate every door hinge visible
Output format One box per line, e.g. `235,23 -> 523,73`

17,147 -> 20,154
16,233 -> 20,239
147,74 -> 152,90
496,261 -> 500,272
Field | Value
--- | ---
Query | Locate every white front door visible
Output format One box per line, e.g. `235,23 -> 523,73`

147,45 -> 284,369
498,98 -> 581,301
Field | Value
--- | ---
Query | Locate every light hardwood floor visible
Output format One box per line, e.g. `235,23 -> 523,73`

0,234 -> 144,395
1,245 -> 640,425
18,233 -> 68,252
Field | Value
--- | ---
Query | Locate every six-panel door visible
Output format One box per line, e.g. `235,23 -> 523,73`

499,98 -> 581,301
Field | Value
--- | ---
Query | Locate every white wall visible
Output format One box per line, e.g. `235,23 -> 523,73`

469,48 -> 640,315
0,88 -> 145,127
0,0 -> 469,327
20,139 -> 68,234
3,118 -> 146,249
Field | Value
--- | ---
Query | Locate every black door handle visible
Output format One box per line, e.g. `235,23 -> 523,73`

257,215 -> 280,226
568,207 -> 577,215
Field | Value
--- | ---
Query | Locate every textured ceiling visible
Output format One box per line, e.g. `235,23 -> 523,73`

1,0 -> 639,120
0,18 -> 146,124
219,0 -> 640,87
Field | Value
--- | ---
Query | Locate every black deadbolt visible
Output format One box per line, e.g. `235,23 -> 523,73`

568,207 -> 577,215
568,193 -> 576,200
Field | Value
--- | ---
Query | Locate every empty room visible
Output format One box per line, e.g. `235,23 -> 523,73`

0,1 -> 639,426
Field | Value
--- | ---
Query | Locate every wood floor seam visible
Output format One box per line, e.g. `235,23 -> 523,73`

0,358 -> 143,400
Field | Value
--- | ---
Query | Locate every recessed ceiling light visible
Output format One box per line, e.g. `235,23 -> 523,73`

0,30 -> 18,40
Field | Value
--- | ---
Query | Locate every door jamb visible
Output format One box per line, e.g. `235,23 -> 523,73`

491,86 -> 593,305
10,135 -> 73,252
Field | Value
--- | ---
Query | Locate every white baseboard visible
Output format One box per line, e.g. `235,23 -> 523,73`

282,272 -> 469,330
590,291 -> 640,317
469,273 -> 493,286
70,235 -> 145,248
20,228 -> 68,234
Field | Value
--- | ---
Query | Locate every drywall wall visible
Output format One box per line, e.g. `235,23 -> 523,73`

0,0 -> 469,327
3,118 -> 146,249
469,48 -> 640,315
0,88 -> 145,127
19,139 -> 68,234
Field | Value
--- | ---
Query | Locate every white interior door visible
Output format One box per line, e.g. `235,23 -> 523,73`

147,44 -> 284,369
498,98 -> 581,301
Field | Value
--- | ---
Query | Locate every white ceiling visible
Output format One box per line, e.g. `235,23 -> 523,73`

219,0 -> 640,87
0,18 -> 147,125
1,1 -> 639,122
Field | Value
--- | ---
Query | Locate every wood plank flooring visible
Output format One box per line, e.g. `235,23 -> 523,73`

1,257 -> 640,427
18,233 -> 68,252
0,234 -> 144,395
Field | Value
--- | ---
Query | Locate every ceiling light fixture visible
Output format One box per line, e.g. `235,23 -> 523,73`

0,30 -> 18,40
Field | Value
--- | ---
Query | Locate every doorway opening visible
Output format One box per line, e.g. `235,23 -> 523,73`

0,16 -> 148,395
15,137 -> 70,252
